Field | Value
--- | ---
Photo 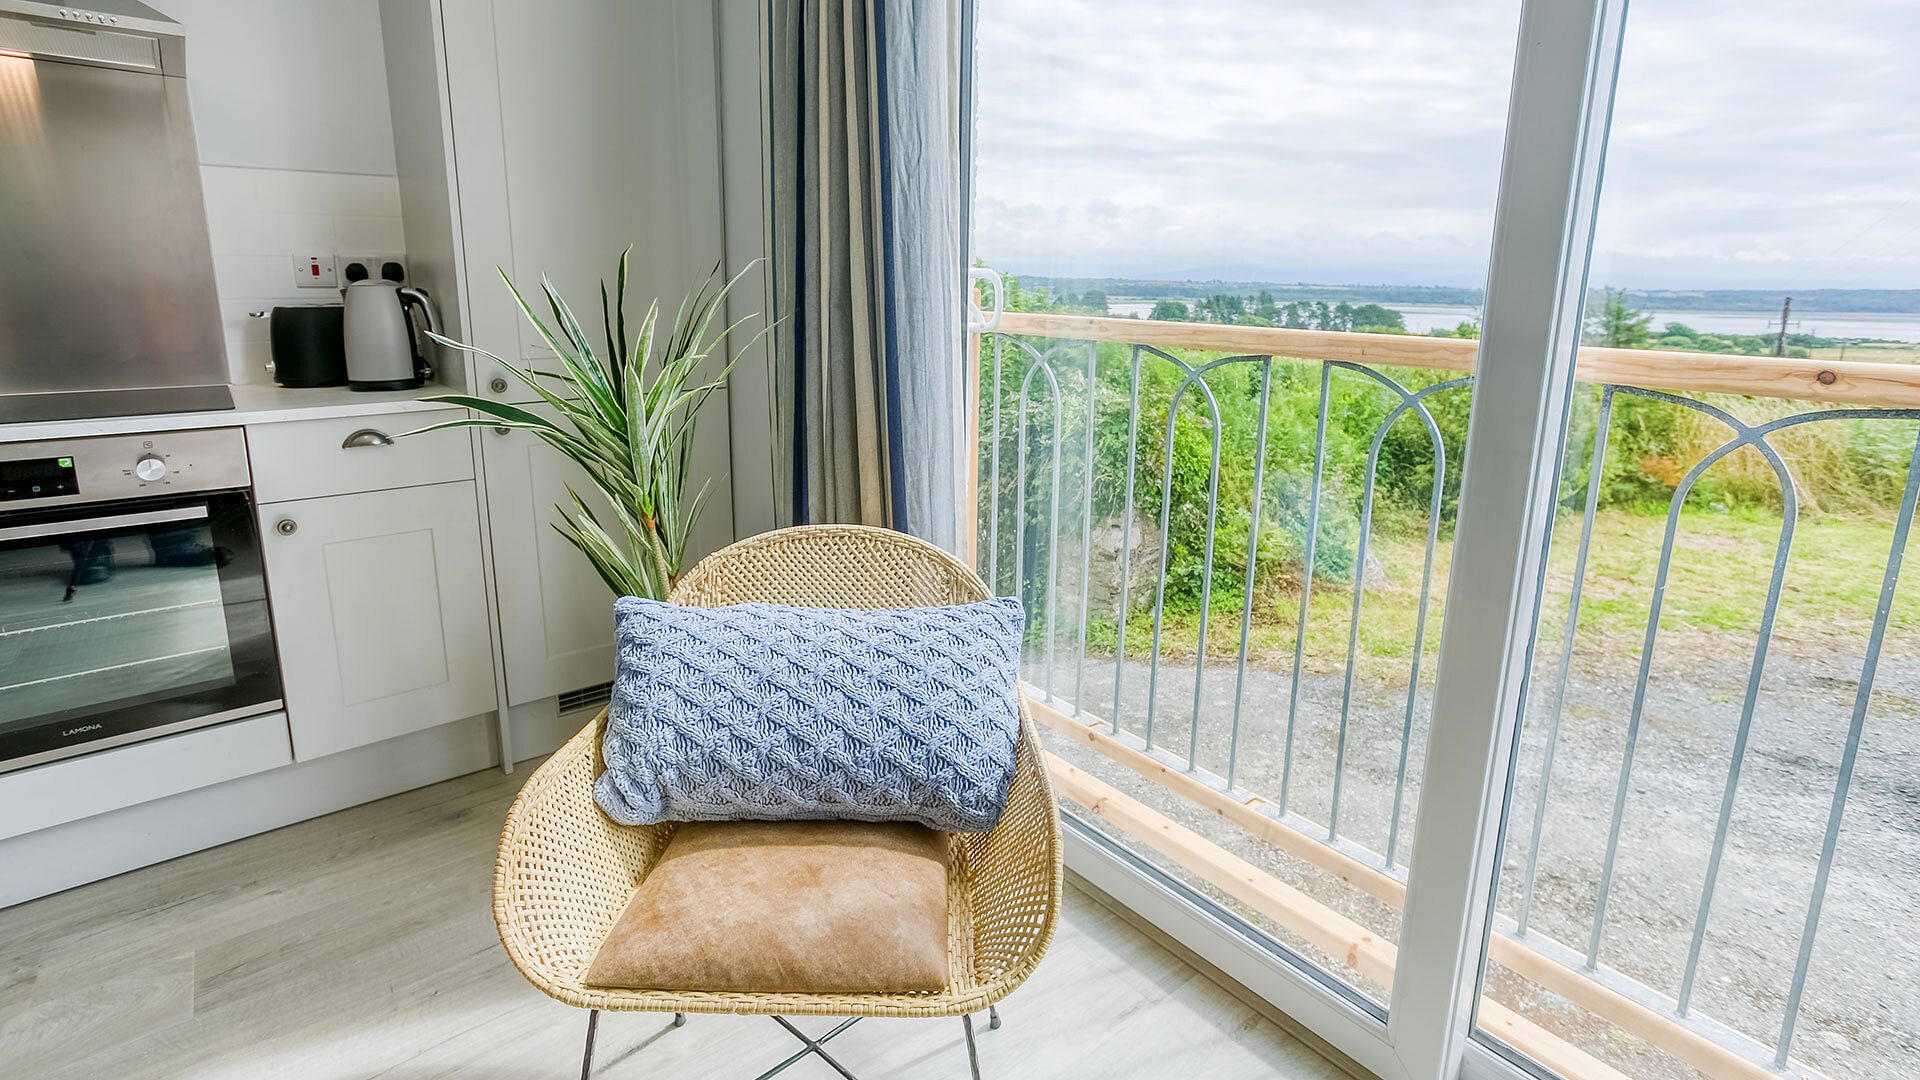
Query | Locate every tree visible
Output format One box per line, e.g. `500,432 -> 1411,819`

1585,289 -> 1653,348
1347,304 -> 1406,332
1195,293 -> 1245,324
1079,289 -> 1109,316
1149,299 -> 1190,322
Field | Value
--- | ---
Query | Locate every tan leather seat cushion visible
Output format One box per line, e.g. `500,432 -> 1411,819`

584,820 -> 952,994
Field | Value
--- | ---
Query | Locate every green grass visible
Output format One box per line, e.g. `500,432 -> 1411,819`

1080,507 -> 1920,676
1810,341 -> 1920,366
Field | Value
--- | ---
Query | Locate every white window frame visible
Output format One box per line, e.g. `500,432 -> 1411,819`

1051,0 -> 1631,1077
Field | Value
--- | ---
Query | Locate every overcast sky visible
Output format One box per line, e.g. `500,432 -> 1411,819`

972,0 -> 1920,291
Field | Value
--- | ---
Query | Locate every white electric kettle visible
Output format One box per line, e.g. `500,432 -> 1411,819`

343,279 -> 437,391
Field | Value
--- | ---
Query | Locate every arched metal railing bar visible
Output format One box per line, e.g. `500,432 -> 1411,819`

1280,364 -> 1334,815
1518,384 -> 1618,935
1613,384 -> 1920,436
1073,340 -> 1099,715
1139,348 -> 1238,764
1384,375 -> 1473,870
986,332 -> 1004,594
1110,345 -> 1145,734
1010,338 -> 1068,701
1587,396 -> 1802,971
1227,358 -> 1276,789
1776,425 -> 1920,1067
1675,445 -> 1801,1015
1327,375 -> 1464,846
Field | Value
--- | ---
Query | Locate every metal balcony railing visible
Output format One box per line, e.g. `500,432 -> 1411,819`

971,310 -> 1920,1080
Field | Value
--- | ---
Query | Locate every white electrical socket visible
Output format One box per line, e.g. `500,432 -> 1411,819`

337,254 -> 407,285
292,254 -> 338,289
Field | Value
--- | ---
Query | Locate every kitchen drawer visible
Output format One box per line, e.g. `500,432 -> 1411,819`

247,408 -> 473,502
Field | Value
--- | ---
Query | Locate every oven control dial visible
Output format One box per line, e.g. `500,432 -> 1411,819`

134,454 -> 168,482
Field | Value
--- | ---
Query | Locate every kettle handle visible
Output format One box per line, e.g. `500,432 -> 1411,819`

396,287 -> 437,336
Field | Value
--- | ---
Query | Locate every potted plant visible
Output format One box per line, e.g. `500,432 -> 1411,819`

408,251 -> 760,599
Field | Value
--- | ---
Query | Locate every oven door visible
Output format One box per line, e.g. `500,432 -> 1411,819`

0,489 -> 282,772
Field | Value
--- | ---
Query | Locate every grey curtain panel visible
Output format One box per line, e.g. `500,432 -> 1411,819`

767,0 -> 969,553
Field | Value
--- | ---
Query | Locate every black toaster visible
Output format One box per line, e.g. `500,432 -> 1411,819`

257,305 -> 348,388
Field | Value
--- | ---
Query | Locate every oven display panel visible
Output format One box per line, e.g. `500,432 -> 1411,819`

0,456 -> 79,501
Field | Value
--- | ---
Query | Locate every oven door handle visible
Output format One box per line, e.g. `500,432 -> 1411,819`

0,503 -> 210,543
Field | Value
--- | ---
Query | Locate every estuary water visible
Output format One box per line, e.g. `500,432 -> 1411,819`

1105,299 -> 1920,342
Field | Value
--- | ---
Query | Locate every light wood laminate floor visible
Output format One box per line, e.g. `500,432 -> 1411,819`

0,760 -> 1351,1079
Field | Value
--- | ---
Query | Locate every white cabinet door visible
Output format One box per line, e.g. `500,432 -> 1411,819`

478,410 -> 617,706
261,482 -> 497,760
441,0 -> 725,405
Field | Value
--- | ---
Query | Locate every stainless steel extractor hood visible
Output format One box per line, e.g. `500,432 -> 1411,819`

0,0 -> 232,424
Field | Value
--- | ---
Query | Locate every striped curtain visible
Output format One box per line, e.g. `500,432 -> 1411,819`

766,0 -> 969,553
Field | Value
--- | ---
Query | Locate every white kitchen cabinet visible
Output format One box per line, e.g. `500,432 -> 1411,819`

260,481 -> 496,760
437,0 -> 726,406
373,0 -> 745,714
478,407 -> 617,705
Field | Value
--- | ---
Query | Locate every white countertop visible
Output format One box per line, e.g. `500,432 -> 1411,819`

0,383 -> 466,444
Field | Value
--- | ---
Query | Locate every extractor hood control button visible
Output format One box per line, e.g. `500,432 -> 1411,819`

134,455 -> 168,482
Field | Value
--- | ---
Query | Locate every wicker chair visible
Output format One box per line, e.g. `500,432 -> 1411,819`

492,525 -> 1062,1078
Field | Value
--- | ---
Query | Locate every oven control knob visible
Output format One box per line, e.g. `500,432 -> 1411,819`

134,454 -> 168,482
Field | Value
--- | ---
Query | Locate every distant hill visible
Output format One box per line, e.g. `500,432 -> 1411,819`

1019,277 -> 1483,306
1612,289 -> 1920,314
1015,276 -> 1920,314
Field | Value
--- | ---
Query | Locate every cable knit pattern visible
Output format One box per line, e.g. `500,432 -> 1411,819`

595,596 -> 1026,832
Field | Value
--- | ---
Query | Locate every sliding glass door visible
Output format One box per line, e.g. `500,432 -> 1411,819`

964,0 -> 1629,1077
1472,4 -> 1920,1079
970,0 -> 1920,1076
967,0 -> 1525,1035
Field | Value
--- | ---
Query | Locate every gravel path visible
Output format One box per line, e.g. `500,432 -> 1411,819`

1033,645 -> 1920,1078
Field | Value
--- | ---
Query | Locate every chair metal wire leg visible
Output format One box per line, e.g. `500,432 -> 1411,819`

988,1004 -> 1002,1030
771,1016 -> 860,1080
673,1012 -> 687,1027
755,1018 -> 862,1079
579,1009 -> 600,1080
963,1013 -> 983,1080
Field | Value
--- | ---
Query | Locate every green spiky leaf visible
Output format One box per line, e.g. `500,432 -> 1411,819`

403,258 -> 762,599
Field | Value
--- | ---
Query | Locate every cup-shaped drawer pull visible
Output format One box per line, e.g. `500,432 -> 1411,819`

340,429 -> 395,449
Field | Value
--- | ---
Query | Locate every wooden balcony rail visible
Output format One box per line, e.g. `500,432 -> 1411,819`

994,310 -> 1920,409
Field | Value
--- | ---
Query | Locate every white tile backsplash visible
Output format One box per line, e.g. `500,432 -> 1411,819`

201,165 -> 405,384
334,214 -> 408,252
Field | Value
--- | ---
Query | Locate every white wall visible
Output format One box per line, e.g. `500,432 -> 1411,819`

160,0 -> 396,175
148,1 -> 405,384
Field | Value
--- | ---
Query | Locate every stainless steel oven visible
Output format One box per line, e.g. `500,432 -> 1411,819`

0,428 -> 281,772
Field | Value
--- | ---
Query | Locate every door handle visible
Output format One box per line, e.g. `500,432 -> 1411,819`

0,504 -> 209,543
340,429 -> 395,449
968,267 -> 1005,333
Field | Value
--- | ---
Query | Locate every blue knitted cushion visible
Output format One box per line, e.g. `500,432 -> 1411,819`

594,596 -> 1026,832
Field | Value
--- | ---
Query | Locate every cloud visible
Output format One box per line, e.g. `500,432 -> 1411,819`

972,0 -> 1920,290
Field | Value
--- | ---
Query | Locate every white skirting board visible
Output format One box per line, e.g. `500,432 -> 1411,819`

0,698 -> 585,910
